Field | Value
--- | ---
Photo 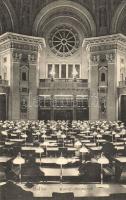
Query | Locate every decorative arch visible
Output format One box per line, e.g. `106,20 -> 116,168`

0,0 -> 18,33
32,0 -> 96,37
111,0 -> 126,33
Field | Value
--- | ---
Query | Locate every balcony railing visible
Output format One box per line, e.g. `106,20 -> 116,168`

98,82 -> 108,87
119,81 -> 126,88
0,79 -> 8,86
39,79 -> 88,89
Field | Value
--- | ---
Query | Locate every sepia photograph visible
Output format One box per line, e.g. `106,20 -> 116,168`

0,0 -> 126,199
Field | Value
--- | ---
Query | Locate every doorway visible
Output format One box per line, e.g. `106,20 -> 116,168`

38,109 -> 51,121
0,94 -> 7,120
121,95 -> 126,124
54,110 -> 73,121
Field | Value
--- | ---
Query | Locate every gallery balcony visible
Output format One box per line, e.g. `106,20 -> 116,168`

119,81 -> 126,88
0,79 -> 9,87
39,79 -> 88,89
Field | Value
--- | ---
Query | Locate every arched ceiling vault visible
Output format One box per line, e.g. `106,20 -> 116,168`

32,0 -> 96,38
111,0 -> 126,34
0,0 -> 18,34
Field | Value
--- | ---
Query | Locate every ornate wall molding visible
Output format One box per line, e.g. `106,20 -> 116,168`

0,32 -> 46,47
90,54 -> 100,65
117,43 -> 126,52
12,51 -> 38,63
83,34 -> 126,57
12,51 -> 22,62
83,33 -> 126,48
0,33 -> 46,56
90,44 -> 117,52
106,53 -> 116,63
90,52 -> 115,65
0,42 -> 11,52
28,54 -> 38,63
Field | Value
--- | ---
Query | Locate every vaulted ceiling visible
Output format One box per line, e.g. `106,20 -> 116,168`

0,0 -> 126,37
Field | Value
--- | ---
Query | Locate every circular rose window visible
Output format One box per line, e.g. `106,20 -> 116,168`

48,25 -> 80,57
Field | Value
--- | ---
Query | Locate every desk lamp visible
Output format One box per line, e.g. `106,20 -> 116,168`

13,152 -> 25,183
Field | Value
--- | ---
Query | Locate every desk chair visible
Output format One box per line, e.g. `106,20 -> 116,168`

79,162 -> 101,182
22,161 -> 46,183
102,142 -> 116,159
59,147 -> 67,157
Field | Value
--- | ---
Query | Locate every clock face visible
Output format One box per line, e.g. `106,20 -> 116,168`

48,25 -> 80,57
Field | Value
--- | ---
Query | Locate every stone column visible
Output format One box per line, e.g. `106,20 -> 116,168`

9,51 -> 21,120
106,52 -> 117,121
28,53 -> 38,120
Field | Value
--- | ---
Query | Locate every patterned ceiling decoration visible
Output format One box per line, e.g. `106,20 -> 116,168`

32,0 -> 97,37
0,0 -> 126,36
0,0 -> 18,34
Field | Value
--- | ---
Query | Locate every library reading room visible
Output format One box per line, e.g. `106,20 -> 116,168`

1,0 -> 126,200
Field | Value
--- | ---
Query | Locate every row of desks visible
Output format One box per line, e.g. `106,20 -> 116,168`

20,145 -> 125,153
3,183 -> 125,197
1,156 -> 126,164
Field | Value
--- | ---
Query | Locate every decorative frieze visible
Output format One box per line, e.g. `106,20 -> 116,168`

90,44 -> 117,52
83,34 -> 126,47
12,51 -> 22,61
90,43 -> 126,53
106,53 -> 115,63
0,41 -> 39,52
90,54 -> 100,64
0,32 -> 46,47
0,42 -> 11,52
117,43 -> 126,53
12,51 -> 38,63
12,43 -> 38,51
83,34 -> 126,55
28,54 -> 38,63
90,52 -> 115,65
0,32 -> 46,56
